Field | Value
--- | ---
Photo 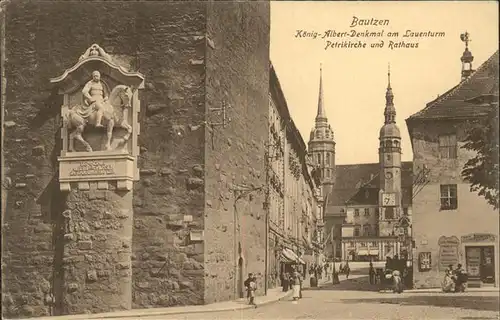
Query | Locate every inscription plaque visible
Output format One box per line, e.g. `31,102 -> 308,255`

438,236 -> 460,271
70,161 -> 115,176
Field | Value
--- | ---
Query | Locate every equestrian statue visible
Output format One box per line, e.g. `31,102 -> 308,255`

63,70 -> 133,152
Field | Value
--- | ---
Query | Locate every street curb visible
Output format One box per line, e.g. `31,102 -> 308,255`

16,290 -> 295,320
379,288 -> 499,294
17,280 -> 334,320
403,289 -> 499,294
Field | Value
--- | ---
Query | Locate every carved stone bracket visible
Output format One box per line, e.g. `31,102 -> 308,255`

51,44 -> 144,192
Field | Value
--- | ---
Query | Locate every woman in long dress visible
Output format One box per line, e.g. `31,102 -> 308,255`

291,271 -> 301,301
442,269 -> 455,292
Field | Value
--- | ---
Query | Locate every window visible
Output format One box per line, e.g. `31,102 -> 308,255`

440,184 -> 458,210
354,209 -> 360,216
363,225 -> 370,236
385,207 -> 394,219
354,227 -> 360,237
375,208 -> 380,215
403,207 -> 408,215
364,208 -> 370,216
439,134 -> 457,159
371,241 -> 377,247
326,153 -> 330,167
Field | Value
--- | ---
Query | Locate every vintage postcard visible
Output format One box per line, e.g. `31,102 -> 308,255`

1,1 -> 498,319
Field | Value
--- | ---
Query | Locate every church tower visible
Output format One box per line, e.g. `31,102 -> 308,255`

378,65 -> 402,236
308,65 -> 336,197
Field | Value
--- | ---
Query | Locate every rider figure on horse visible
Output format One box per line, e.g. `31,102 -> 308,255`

81,70 -> 108,127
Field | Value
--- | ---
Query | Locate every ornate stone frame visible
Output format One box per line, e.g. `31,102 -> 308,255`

51,44 -> 145,192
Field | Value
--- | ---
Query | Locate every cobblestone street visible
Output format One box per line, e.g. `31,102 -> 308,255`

143,275 -> 500,320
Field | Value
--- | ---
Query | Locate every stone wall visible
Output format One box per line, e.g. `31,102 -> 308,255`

129,2 -> 207,309
409,119 -> 500,288
2,1 -> 271,317
60,183 -> 133,315
204,1 -> 270,302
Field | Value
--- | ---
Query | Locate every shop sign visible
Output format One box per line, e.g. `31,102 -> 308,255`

461,233 -> 497,243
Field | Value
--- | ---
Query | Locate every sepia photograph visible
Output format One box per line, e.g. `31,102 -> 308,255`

0,1 -> 498,320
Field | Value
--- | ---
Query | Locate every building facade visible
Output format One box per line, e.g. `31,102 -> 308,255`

407,39 -> 499,289
322,69 -> 413,262
268,65 -> 324,287
1,1 -> 270,318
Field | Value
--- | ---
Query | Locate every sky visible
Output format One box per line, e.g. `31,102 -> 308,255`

270,1 -> 499,165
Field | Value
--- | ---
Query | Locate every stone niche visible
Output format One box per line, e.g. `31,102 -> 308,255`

51,44 -> 144,191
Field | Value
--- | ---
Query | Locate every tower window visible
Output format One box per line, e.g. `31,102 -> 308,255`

439,134 -> 457,159
440,184 -> 458,210
326,153 -> 330,167
385,207 -> 394,219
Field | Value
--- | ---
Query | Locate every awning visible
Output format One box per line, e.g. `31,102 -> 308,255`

282,248 -> 299,262
369,250 -> 379,255
357,250 -> 369,255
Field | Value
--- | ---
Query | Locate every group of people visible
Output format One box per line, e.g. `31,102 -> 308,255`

380,256 -> 409,293
308,263 -> 329,280
442,264 -> 468,293
281,267 -> 304,301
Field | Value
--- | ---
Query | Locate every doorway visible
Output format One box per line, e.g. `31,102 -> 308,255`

465,246 -> 495,286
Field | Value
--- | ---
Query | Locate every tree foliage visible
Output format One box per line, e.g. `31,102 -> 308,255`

461,104 -> 499,210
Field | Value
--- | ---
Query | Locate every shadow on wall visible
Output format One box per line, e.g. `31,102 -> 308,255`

340,295 -> 500,312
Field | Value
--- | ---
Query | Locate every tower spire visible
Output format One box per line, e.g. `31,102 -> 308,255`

385,63 -> 394,109
316,64 -> 326,120
384,64 -> 396,124
387,63 -> 391,89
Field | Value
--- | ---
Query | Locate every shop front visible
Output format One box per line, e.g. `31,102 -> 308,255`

461,233 -> 498,288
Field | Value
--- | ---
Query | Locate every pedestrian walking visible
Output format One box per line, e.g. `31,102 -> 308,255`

345,262 -> 350,279
244,273 -> 258,307
291,269 -> 301,301
298,270 -> 303,299
392,269 -> 403,293
369,261 -> 375,284
281,271 -> 289,292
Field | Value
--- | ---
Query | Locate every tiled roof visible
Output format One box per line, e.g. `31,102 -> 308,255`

407,50 -> 499,121
326,161 -> 413,210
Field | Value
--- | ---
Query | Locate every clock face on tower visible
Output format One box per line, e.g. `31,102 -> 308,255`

385,172 -> 393,180
382,192 -> 396,206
